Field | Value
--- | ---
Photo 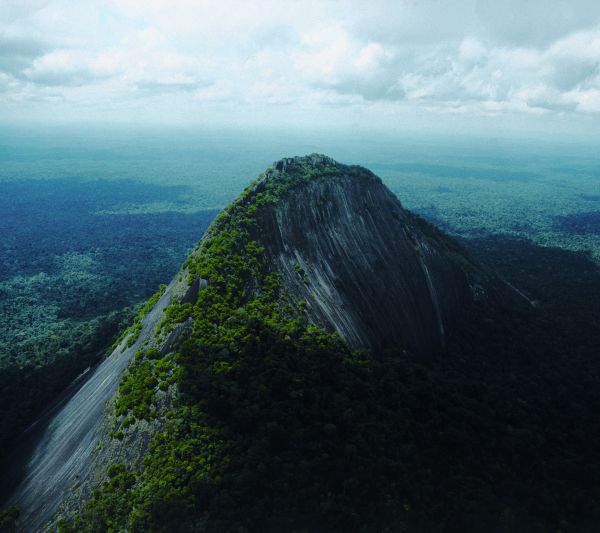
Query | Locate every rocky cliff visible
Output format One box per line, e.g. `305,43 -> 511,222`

2,270 -> 194,532
250,154 -> 505,355
4,154 -> 521,531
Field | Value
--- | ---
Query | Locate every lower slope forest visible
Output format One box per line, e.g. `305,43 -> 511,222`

61,236 -> 600,532
64,163 -> 600,533
1,128 -> 600,531
0,177 -> 218,462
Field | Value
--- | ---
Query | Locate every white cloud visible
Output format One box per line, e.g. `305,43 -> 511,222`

475,0 -> 600,47
1,0 -> 600,133
23,49 -> 101,85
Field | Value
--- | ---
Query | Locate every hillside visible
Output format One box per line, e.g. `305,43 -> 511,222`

4,155 -> 600,532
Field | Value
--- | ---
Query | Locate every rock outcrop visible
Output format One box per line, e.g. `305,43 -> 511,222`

4,154 -> 521,531
3,268 -> 197,532
251,155 -> 503,356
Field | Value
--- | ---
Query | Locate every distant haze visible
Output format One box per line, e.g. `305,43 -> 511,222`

1,0 -> 600,139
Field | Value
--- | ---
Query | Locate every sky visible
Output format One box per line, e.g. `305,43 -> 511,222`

2,0 -> 600,138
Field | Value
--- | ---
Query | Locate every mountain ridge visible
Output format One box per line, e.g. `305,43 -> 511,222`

7,154 -> 524,532
243,154 -> 515,354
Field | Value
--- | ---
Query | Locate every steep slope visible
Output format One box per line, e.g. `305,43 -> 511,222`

4,155 -> 519,532
253,155 -> 501,355
2,269 -> 198,532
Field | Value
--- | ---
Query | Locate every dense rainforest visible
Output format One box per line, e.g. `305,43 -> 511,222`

0,178 -> 218,463
39,159 -> 600,533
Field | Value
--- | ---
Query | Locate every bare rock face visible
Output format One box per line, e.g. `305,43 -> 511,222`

3,269 -> 196,532
3,154 -> 519,532
253,155 -> 502,356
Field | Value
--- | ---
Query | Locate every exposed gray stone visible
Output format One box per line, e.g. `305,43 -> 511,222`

4,154 -> 526,532
253,157 -> 518,355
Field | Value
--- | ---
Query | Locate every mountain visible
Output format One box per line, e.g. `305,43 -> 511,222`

250,155 -> 514,355
5,155 -> 537,532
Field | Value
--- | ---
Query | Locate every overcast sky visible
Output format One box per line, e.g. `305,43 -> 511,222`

2,0 -> 600,137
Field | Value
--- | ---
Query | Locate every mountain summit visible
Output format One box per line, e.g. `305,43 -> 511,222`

7,155 -> 521,532
228,154 -> 505,355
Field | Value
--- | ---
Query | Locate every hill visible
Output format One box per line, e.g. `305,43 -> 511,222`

5,155 -> 600,533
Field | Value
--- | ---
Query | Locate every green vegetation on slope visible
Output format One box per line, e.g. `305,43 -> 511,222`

0,308 -> 134,462
110,284 -> 167,351
0,177 -> 218,464
59,162 -> 600,532
0,506 -> 19,532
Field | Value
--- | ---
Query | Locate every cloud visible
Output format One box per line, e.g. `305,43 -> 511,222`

475,0 -> 600,47
22,49 -> 105,86
293,23 -> 600,117
135,80 -> 204,95
545,29 -> 600,91
294,30 -> 403,101
1,0 -> 600,130
0,33 -> 48,76
0,0 -> 52,23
